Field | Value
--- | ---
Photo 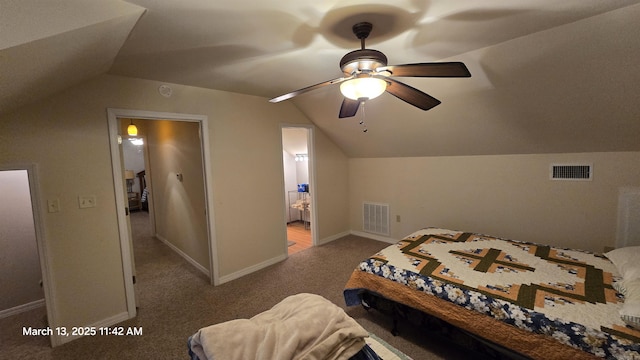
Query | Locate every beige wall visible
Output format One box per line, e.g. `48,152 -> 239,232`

0,74 -> 350,342
145,120 -> 209,271
315,130 -> 350,241
349,152 -> 640,252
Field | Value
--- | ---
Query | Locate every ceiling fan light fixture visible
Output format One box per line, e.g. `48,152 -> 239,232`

340,77 -> 387,101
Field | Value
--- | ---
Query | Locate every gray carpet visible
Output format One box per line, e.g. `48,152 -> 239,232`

0,211 -> 488,359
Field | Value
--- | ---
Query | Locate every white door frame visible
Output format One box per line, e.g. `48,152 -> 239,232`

280,124 -> 318,252
107,108 -> 219,319
0,164 -> 58,346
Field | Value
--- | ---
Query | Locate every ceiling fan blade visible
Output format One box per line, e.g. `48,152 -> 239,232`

385,78 -> 441,111
269,76 -> 352,103
377,62 -> 471,78
339,98 -> 361,118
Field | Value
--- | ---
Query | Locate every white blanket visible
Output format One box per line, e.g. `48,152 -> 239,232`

189,293 -> 368,360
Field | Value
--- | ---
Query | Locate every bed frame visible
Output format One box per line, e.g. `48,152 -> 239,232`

358,290 -> 531,360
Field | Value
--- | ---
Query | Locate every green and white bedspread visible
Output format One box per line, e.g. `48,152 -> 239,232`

351,228 -> 640,359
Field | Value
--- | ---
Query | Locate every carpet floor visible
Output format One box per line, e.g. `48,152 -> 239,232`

0,211 -> 493,359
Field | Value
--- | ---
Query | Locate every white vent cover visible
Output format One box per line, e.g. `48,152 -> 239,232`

550,164 -> 592,181
363,202 -> 390,236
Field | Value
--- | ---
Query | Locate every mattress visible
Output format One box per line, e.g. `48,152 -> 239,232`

344,228 -> 640,359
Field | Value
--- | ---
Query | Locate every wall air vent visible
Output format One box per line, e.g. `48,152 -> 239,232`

363,202 -> 390,236
550,164 -> 592,181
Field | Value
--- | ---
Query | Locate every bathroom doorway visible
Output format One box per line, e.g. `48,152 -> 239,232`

281,126 -> 316,255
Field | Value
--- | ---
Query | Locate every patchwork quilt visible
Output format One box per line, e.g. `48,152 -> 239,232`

345,228 -> 640,359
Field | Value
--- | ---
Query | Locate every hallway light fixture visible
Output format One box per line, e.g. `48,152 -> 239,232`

295,154 -> 308,162
127,120 -> 138,136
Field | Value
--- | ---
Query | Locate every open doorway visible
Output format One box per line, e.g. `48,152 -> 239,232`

0,166 -> 56,347
282,126 -> 316,255
119,117 -> 211,290
108,109 -> 219,319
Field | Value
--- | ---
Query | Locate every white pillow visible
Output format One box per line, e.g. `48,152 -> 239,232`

625,279 -> 640,299
620,279 -> 640,330
605,246 -> 640,280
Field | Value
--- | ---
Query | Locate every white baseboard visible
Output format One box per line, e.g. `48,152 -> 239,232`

0,299 -> 45,319
155,234 -> 210,277
218,254 -> 287,285
53,311 -> 130,346
350,230 -> 398,244
317,230 -> 351,245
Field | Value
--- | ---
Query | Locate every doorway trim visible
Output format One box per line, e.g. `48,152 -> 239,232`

107,108 -> 219,319
0,164 -> 58,346
280,124 -> 318,252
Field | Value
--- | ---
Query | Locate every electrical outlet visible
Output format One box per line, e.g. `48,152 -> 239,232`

78,195 -> 96,209
396,215 -> 401,222
47,199 -> 60,213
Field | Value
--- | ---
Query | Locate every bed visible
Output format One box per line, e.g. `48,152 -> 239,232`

344,228 -> 640,359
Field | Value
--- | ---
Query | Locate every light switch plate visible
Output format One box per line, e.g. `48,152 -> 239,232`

78,195 -> 96,209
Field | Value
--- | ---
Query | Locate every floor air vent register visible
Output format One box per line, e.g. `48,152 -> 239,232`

363,202 -> 390,236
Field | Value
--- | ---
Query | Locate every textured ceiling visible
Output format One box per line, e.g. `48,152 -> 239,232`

3,0 -> 640,157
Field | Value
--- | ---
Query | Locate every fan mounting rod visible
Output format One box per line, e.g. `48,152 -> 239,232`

352,22 -> 373,49
339,22 -> 387,76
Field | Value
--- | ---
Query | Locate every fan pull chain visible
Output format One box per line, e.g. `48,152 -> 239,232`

359,100 -> 368,133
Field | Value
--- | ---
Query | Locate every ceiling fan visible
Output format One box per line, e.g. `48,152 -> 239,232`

269,22 -> 471,118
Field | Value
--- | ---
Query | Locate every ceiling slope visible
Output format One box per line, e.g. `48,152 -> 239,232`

0,0 -> 145,114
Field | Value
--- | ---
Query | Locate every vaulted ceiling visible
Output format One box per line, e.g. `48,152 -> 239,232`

3,0 -> 640,157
